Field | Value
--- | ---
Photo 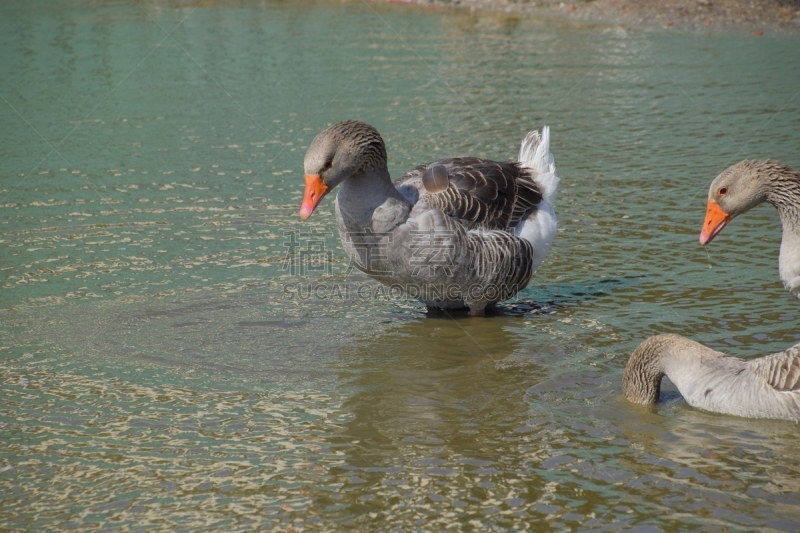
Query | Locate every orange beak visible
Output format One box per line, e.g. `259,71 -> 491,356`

299,173 -> 329,220
699,200 -> 732,245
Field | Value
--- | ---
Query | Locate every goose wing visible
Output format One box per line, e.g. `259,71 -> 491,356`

749,343 -> 800,392
390,207 -> 536,301
394,157 -> 543,231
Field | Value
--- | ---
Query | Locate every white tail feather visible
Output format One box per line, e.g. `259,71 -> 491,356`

518,126 -> 558,206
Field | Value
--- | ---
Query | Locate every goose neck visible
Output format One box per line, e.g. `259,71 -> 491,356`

338,166 -> 394,205
761,163 -> 800,231
623,337 -> 668,404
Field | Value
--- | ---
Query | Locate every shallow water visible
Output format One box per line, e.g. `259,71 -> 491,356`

1,1 -> 800,530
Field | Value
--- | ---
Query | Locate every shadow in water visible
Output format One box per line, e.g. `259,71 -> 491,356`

418,276 -> 642,319
497,276 -> 642,317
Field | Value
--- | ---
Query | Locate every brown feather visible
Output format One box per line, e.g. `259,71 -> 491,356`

394,157 -> 543,231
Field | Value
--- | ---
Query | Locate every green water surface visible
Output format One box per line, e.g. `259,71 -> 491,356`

1,1 -> 800,531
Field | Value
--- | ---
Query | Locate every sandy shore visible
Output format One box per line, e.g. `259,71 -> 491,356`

384,0 -> 800,32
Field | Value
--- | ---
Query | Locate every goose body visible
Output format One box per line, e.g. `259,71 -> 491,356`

300,120 -> 558,315
700,159 -> 800,301
623,334 -> 800,421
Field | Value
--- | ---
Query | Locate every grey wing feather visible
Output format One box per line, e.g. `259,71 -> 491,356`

749,344 -> 800,392
467,230 -> 535,298
394,157 -> 543,231
390,208 -> 536,299
421,165 -> 450,194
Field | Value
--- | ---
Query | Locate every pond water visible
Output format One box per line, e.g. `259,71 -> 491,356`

2,0 -> 800,530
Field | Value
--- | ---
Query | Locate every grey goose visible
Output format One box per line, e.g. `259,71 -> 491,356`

700,159 -> 800,301
624,334 -> 800,421
299,120 -> 559,315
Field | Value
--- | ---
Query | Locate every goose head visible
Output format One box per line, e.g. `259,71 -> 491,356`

700,160 -> 768,245
300,120 -> 388,220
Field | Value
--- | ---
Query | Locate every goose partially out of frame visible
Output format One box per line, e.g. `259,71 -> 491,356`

700,159 -> 800,302
623,334 -> 800,421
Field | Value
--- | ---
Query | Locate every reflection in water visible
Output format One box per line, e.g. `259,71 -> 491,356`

525,370 -> 800,531
326,317 -> 557,527
615,407 -> 800,531
337,317 -> 548,456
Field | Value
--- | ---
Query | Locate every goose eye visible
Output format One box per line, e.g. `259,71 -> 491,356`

322,158 -> 333,170
718,187 -> 728,196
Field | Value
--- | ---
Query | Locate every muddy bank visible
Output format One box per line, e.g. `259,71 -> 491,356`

385,0 -> 800,32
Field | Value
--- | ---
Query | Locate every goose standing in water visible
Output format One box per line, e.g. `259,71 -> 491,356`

299,120 -> 558,315
700,160 -> 800,301
623,334 -> 800,421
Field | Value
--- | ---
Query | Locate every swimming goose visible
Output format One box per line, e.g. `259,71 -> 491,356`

623,334 -> 800,421
299,120 -> 558,315
700,160 -> 800,301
